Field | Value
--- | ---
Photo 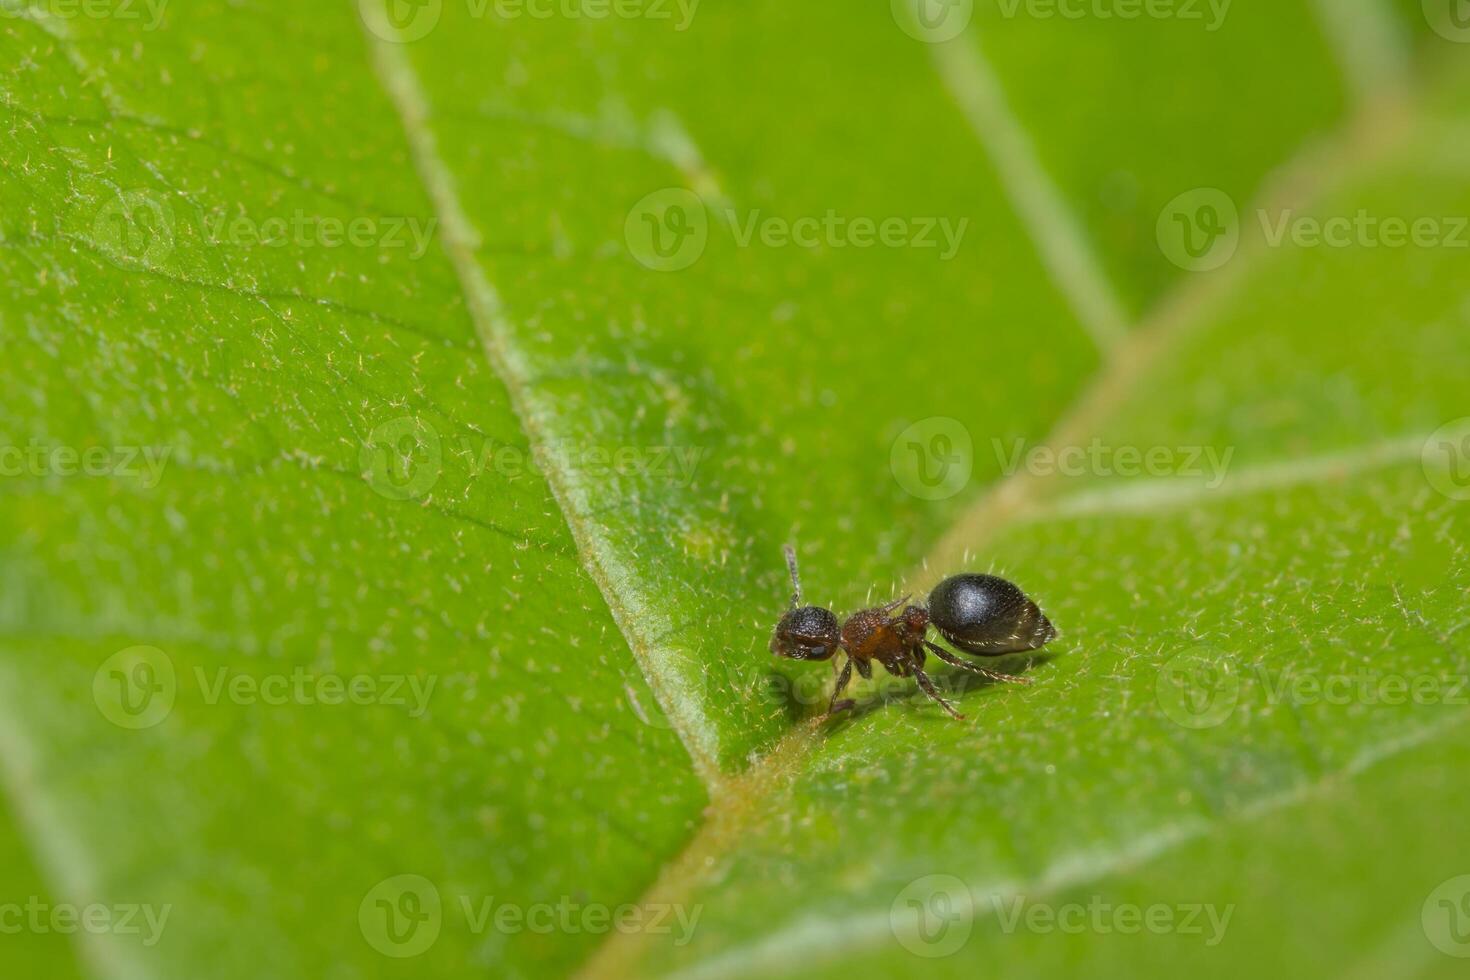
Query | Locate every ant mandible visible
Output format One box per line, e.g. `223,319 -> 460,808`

769,545 -> 1056,720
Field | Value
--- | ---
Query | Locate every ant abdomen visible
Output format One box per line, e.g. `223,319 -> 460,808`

927,573 -> 1056,656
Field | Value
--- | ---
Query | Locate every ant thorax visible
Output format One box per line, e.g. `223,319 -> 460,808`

840,607 -> 907,661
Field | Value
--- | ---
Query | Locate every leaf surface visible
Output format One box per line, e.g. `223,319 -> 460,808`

1,2 -> 1467,979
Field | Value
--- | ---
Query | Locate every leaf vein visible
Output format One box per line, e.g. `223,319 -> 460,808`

360,28 -> 727,791
930,32 -> 1129,354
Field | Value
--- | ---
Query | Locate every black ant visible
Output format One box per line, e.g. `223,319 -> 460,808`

770,545 -> 1056,720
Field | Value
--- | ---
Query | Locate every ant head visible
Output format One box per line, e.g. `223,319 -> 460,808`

771,605 -> 841,661
771,543 -> 841,661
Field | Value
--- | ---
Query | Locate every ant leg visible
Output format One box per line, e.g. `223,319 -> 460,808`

827,657 -> 856,716
924,640 -> 1033,685
912,665 -> 965,720
853,657 -> 873,681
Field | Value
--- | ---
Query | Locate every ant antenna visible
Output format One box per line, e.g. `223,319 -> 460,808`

783,544 -> 802,608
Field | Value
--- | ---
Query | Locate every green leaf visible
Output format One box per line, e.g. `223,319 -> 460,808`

2,2 -> 1467,979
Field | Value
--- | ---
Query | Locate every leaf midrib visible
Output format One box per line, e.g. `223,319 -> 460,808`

361,27 -> 736,790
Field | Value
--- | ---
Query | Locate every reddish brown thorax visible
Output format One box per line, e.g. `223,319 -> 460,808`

841,608 -> 908,661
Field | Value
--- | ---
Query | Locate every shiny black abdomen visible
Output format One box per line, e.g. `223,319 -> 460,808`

927,574 -> 1056,656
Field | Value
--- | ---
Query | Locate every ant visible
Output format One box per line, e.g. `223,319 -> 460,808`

770,545 -> 1056,720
